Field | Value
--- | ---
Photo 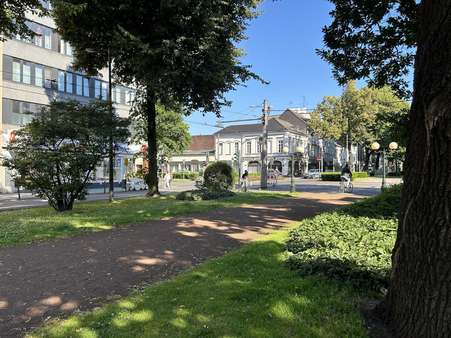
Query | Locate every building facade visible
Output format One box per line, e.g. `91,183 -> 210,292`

168,135 -> 215,173
214,109 -> 310,176
0,2 -> 136,192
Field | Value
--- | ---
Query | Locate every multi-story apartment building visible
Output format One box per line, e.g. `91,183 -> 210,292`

0,2 -> 136,192
214,109 -> 310,176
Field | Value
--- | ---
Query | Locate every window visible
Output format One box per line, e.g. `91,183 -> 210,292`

95,80 -> 101,99
58,71 -> 65,92
268,140 -> 273,154
226,143 -> 231,155
66,73 -> 73,93
35,66 -> 43,87
127,90 -> 135,105
22,64 -> 31,84
219,143 -> 223,155
114,87 -> 121,103
83,78 -> 90,97
34,25 -> 43,47
101,82 -> 108,100
44,68 -> 52,88
246,141 -> 252,154
60,39 -> 65,54
278,140 -> 284,153
235,142 -> 239,154
12,61 -> 21,82
66,43 -> 73,56
257,142 -> 261,153
44,29 -> 52,49
76,75 -> 83,95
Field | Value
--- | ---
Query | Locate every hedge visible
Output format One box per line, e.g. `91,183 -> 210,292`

172,172 -> 199,180
320,171 -> 368,181
286,185 -> 400,291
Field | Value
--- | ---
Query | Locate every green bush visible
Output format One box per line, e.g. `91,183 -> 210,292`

203,162 -> 234,192
172,172 -> 199,180
320,171 -> 368,181
286,186 -> 400,291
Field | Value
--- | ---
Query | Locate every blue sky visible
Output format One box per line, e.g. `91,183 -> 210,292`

186,0 -> 342,135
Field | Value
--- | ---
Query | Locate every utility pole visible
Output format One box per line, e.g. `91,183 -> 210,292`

107,47 -> 114,202
260,100 -> 270,190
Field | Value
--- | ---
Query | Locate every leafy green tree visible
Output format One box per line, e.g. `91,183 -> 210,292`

0,0 -> 46,40
310,82 -> 408,167
319,1 -> 451,336
52,0 -> 261,196
131,104 -> 191,158
3,100 -> 129,212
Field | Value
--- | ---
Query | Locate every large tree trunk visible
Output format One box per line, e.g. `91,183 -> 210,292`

383,1 -> 451,336
145,88 -> 160,196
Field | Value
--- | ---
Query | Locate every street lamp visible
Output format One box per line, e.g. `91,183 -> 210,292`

371,141 -> 398,190
283,145 -> 304,193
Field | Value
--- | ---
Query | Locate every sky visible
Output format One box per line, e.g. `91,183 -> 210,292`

186,0 -> 342,135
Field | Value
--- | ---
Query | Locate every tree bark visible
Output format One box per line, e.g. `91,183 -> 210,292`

383,1 -> 451,336
145,88 -> 160,196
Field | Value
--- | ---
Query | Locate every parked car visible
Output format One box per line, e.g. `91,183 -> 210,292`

304,169 -> 321,179
127,178 -> 147,191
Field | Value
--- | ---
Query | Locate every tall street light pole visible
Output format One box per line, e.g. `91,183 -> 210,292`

260,100 -> 270,190
370,141 -> 398,190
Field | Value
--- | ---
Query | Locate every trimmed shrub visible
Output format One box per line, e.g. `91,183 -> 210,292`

203,162 -> 234,192
286,186 -> 400,291
320,171 -> 368,181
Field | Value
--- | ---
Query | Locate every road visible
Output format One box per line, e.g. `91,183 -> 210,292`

0,177 -> 401,212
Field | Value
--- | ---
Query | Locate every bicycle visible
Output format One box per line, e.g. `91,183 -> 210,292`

338,179 -> 353,193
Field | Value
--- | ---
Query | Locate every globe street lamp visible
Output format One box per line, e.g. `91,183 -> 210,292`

371,141 -> 398,190
283,145 -> 304,193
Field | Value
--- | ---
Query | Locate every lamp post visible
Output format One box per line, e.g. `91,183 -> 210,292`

283,145 -> 304,193
370,141 -> 398,190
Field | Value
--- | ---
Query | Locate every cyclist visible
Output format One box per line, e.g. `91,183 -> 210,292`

341,164 -> 352,189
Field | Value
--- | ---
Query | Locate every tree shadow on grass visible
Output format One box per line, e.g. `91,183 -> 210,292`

32,240 -> 368,338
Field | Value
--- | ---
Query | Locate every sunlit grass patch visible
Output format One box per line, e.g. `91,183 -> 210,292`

0,192 -> 291,248
29,229 -> 368,338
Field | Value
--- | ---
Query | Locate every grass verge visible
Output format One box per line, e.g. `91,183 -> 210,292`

0,192 -> 290,248
29,227 -> 368,338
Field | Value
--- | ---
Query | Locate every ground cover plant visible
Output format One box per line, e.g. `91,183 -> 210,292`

286,186 -> 400,291
29,228 -> 368,338
0,192 -> 289,248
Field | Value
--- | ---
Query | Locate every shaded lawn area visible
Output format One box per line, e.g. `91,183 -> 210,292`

29,228 -> 368,338
0,192 -> 290,248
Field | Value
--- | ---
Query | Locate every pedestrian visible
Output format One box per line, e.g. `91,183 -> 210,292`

241,170 -> 249,192
164,172 -> 172,190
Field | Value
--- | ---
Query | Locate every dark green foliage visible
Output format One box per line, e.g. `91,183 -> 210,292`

286,187 -> 400,291
0,0 -> 46,41
3,100 -> 129,212
203,162 -> 234,192
172,172 -> 199,180
318,0 -> 418,98
320,172 -> 368,181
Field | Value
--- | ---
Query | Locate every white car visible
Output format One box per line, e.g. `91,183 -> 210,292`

304,169 -> 321,179
127,178 -> 147,191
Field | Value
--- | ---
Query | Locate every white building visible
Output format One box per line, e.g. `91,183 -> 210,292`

168,135 -> 215,173
214,109 -> 310,176
0,1 -> 136,192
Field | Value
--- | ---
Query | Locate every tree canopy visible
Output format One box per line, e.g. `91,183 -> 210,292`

3,100 -> 129,212
52,0 -> 262,195
131,104 -> 191,158
318,0 -> 418,98
0,0 -> 46,40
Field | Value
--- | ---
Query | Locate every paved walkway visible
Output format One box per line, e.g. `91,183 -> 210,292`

0,192 -> 361,337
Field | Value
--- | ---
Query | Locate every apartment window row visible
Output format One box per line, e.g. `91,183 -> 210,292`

2,99 -> 44,126
15,20 -> 72,56
4,56 -> 135,105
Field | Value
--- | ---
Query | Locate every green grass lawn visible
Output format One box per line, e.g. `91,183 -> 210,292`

29,228 -> 368,338
0,192 -> 290,248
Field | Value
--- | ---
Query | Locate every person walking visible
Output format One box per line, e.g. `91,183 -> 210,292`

241,170 -> 249,192
164,172 -> 172,190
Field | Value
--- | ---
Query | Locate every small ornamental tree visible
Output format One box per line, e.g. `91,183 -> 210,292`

3,100 -> 129,212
